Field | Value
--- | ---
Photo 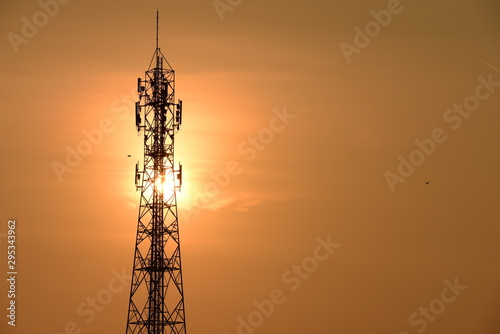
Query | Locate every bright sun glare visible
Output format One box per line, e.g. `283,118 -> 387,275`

153,175 -> 177,199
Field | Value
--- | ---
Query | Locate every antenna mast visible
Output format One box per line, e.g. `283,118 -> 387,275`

126,10 -> 186,334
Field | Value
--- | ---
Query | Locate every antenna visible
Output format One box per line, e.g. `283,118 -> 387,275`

156,9 -> 159,50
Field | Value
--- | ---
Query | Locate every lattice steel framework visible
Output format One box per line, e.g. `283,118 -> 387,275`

126,13 -> 186,334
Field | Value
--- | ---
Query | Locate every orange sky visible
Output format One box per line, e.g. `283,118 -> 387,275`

1,0 -> 500,333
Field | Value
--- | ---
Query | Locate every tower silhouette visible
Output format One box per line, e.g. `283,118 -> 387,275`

126,11 -> 186,334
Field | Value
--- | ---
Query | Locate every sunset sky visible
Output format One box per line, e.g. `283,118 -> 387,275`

1,0 -> 500,333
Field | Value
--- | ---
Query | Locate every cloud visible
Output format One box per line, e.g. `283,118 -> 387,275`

199,191 -> 296,213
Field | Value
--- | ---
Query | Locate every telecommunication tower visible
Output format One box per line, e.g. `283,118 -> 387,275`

126,11 -> 186,334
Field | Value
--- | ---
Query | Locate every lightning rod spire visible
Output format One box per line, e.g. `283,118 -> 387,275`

156,9 -> 159,51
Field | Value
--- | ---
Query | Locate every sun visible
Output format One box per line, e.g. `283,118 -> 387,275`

153,174 -> 177,200
148,167 -> 192,206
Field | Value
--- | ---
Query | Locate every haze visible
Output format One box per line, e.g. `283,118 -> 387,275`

1,1 -> 500,333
